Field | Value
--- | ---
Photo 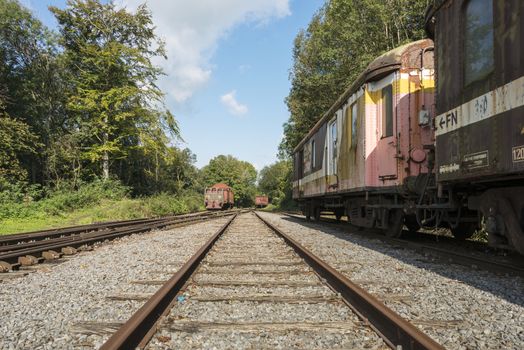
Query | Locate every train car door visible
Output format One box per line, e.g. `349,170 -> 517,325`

376,83 -> 398,180
327,114 -> 338,191
328,118 -> 337,175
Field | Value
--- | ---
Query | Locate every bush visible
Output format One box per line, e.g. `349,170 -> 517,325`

141,193 -> 187,217
140,191 -> 204,217
41,179 -> 129,215
0,179 -> 130,219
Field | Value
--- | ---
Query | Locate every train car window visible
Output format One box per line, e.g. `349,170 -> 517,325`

382,85 -> 393,137
345,107 -> 351,149
298,150 -> 303,178
351,102 -> 358,148
311,140 -> 316,168
329,120 -> 337,174
464,0 -> 493,86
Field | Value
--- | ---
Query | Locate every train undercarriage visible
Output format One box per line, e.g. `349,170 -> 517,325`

298,180 -> 524,255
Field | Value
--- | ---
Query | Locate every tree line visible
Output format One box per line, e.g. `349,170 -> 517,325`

0,0 -> 189,195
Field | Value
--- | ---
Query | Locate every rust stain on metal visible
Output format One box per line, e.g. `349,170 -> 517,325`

99,214 -> 237,350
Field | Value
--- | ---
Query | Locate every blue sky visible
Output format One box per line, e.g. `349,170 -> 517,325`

22,0 -> 325,170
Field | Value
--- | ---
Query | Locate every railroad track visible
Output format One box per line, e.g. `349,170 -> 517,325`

281,212 -> 524,278
0,210 -> 239,272
0,210 -> 219,246
100,212 -> 443,349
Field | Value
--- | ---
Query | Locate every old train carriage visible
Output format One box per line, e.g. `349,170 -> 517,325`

426,0 -> 524,253
293,39 -> 435,237
204,183 -> 234,210
255,195 -> 269,208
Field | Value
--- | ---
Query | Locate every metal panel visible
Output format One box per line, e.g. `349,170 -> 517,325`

433,0 -> 524,183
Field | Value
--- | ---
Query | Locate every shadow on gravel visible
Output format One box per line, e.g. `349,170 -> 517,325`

279,216 -> 524,308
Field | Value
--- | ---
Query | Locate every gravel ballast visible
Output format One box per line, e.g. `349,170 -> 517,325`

0,217 -> 232,350
258,212 -> 524,350
147,213 -> 388,350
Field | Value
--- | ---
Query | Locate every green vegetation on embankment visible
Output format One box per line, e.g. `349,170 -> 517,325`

0,180 -> 203,235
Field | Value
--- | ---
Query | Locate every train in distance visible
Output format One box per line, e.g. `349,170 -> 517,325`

255,195 -> 269,208
204,183 -> 234,210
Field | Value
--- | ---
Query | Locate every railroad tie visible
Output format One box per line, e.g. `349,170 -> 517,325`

42,250 -> 61,261
61,246 -> 77,255
18,255 -> 39,266
0,261 -> 12,273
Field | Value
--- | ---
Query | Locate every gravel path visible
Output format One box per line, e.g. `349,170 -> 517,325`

258,212 -> 524,349
147,213 -> 387,350
0,216 -> 231,350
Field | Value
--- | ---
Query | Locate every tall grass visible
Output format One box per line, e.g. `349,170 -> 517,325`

0,179 -> 128,219
0,180 -> 204,234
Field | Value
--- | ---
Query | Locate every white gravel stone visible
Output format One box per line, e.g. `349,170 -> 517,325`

147,213 -> 388,350
0,217 -> 231,349
258,212 -> 524,349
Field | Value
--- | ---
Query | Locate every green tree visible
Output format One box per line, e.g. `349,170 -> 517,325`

201,155 -> 257,207
50,0 -> 178,180
124,146 -> 200,196
0,106 -> 40,186
280,0 -> 429,157
258,160 -> 291,205
0,0 -> 66,184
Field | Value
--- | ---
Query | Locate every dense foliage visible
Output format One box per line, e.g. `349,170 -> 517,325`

257,160 -> 294,209
0,0 -> 219,230
0,0 -> 196,198
201,155 -> 257,207
279,0 -> 430,157
51,0 -> 178,183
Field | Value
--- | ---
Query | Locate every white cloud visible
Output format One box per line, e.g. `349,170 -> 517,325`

119,0 -> 291,103
238,64 -> 252,74
220,90 -> 248,116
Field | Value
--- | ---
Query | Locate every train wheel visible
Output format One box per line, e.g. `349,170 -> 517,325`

304,206 -> 311,221
404,215 -> 420,233
384,209 -> 404,238
314,207 -> 321,221
450,222 -> 477,240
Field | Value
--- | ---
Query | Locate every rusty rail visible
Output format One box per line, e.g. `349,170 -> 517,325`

281,212 -> 524,277
101,211 -> 442,350
0,211 -> 236,270
100,214 -> 237,350
255,212 -> 444,350
0,211 -> 216,246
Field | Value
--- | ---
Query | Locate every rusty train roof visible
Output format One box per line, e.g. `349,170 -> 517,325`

207,183 -> 231,189
293,39 -> 434,153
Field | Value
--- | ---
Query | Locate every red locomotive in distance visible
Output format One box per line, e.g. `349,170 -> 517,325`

204,183 -> 234,210
255,195 -> 269,208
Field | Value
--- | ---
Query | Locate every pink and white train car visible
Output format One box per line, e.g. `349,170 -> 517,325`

292,39 -> 435,237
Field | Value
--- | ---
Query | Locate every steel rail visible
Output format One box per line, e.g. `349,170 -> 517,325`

0,213 -> 217,254
0,211 -> 235,267
100,214 -> 237,350
281,212 -> 524,277
255,212 -> 444,350
0,211 -> 214,246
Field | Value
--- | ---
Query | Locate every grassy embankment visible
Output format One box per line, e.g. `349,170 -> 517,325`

0,180 -> 203,235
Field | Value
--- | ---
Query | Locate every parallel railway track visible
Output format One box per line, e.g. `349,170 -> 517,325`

0,210 -> 238,272
281,212 -> 524,278
0,211 -> 217,246
100,212 -> 443,350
